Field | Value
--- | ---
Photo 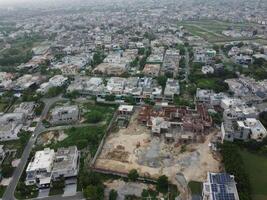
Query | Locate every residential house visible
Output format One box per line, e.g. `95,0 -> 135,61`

25,148 -> 55,188
52,146 -> 79,180
0,113 -> 25,141
50,105 -> 79,125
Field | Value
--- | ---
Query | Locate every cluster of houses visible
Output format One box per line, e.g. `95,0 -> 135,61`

67,76 -> 180,103
0,102 -> 35,141
92,50 -> 137,76
225,42 -> 267,65
225,75 -> 267,103
25,146 -> 79,188
37,75 -> 68,94
196,88 -> 267,143
193,47 -> 217,63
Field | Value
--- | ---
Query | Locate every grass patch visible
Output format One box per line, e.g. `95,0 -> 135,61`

0,186 -> 6,198
239,150 -> 267,200
0,102 -> 7,112
178,20 -> 264,43
49,188 -> 64,196
82,102 -> 116,124
188,181 -> 202,195
47,126 -> 106,155
195,78 -> 228,93
15,183 -> 38,200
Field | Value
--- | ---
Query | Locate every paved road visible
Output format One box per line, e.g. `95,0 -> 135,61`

2,96 -> 67,200
31,192 -> 84,200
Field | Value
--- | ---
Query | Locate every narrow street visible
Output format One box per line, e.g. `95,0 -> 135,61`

2,96 -> 68,200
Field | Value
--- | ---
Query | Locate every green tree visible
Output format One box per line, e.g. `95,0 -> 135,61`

105,94 -> 116,101
80,171 -> 102,188
92,51 -> 105,67
86,111 -> 103,123
128,169 -> 139,181
221,143 -> 251,200
157,75 -> 168,89
46,86 -> 64,97
109,189 -> 118,200
156,175 -> 169,194
84,185 -> 104,200
259,111 -> 267,128
1,164 -> 14,178
125,96 -> 136,105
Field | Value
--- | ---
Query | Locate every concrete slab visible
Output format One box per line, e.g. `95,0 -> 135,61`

38,188 -> 50,198
63,183 -> 77,197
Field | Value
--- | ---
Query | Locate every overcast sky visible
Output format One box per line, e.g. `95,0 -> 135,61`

0,0 -> 35,6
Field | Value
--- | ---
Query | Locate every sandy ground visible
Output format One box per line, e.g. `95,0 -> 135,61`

95,110 -> 222,184
1,178 -> 11,186
37,130 -> 68,146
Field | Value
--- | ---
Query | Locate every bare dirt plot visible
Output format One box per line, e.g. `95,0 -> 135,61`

95,110 -> 222,184
36,130 -> 68,146
104,179 -> 152,200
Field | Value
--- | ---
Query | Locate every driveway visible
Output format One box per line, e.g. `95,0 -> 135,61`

63,178 -> 77,197
38,188 -> 50,198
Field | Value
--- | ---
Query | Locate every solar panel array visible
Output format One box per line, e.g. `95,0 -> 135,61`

211,184 -> 218,192
212,173 -> 232,184
216,193 -> 236,200
209,173 -> 237,200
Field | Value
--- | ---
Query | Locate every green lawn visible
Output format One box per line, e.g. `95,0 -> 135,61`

0,186 -> 6,198
239,150 -> 267,200
177,20 -> 266,43
188,181 -> 202,195
0,102 -> 7,112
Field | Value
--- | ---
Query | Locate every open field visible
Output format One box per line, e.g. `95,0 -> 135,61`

95,109 -> 222,185
178,20 -> 267,44
239,150 -> 267,200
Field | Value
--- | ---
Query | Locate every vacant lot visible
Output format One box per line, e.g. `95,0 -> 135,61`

81,102 -> 116,124
178,20 -> 267,44
37,125 -> 106,155
95,110 -> 222,184
239,150 -> 267,200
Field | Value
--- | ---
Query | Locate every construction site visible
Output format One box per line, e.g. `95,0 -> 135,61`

95,105 -> 223,188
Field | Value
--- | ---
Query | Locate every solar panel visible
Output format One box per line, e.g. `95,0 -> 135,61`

213,173 -> 232,184
211,184 -> 218,192
219,184 -> 226,193
216,193 -> 236,200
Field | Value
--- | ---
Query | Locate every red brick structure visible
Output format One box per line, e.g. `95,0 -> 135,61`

138,104 -> 212,134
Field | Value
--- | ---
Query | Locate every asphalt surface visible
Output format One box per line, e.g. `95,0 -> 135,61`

31,192 -> 84,200
2,96 -> 72,200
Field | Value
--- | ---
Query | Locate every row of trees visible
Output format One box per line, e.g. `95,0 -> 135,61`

92,51 -> 106,68
128,169 -> 169,194
81,169 -> 171,200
